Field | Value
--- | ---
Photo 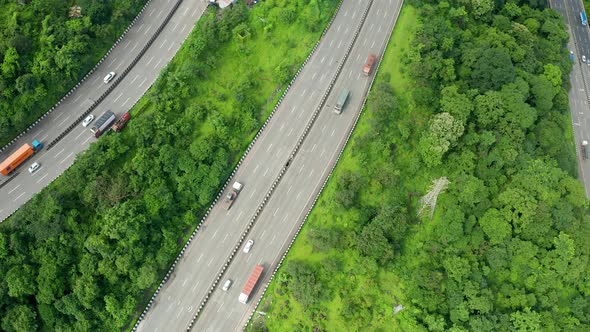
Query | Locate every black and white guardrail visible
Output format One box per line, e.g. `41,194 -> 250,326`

132,1 -> 348,331
0,0 -> 156,153
244,0 -> 403,330
46,0 -> 184,150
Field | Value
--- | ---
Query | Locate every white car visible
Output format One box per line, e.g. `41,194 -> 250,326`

103,71 -> 116,83
243,239 -> 254,253
28,162 -> 40,173
583,55 -> 587,63
222,279 -> 232,291
82,114 -> 94,127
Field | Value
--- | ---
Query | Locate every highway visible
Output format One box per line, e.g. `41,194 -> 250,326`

0,0 -> 208,221
135,0 -> 402,331
550,0 -> 590,197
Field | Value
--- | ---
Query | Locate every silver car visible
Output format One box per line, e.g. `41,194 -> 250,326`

28,162 -> 40,173
243,239 -> 254,253
222,279 -> 232,291
103,71 -> 116,83
82,114 -> 94,127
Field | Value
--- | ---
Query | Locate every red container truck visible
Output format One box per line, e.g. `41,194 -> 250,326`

113,112 -> 131,132
239,265 -> 264,304
363,53 -> 376,75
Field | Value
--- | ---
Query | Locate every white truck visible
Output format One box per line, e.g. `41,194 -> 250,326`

222,181 -> 243,210
582,141 -> 588,160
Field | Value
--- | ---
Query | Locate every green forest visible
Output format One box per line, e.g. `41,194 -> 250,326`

252,0 -> 590,331
0,0 -> 338,331
0,0 -> 146,146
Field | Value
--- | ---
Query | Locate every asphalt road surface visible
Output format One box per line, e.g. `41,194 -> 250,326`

0,0 -> 208,221
550,0 -> 590,197
135,0 -> 401,331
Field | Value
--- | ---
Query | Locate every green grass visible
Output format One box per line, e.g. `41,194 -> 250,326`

251,5 -> 420,331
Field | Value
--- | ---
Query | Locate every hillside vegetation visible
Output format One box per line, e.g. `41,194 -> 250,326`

0,1 -> 339,331
0,0 -> 146,146
251,1 -> 590,331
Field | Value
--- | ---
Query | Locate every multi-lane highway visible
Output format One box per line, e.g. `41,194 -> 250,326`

0,0 -> 208,221
135,0 -> 401,330
550,0 -> 590,197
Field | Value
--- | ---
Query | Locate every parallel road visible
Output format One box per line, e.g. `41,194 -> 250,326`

135,0 -> 401,330
0,0 -> 208,221
550,0 -> 590,197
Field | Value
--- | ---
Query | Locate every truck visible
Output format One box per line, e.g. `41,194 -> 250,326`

91,111 -> 116,138
334,89 -> 350,114
363,53 -> 376,75
582,140 -> 588,160
582,11 -> 588,26
222,181 -> 243,210
0,140 -> 43,176
239,264 -> 264,304
112,112 -> 131,132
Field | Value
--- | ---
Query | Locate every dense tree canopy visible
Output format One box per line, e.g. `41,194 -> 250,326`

0,0 -> 146,145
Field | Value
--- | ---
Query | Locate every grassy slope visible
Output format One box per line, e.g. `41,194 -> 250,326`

253,5 -> 420,331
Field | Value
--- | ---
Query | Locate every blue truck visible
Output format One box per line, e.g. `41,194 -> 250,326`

581,11 -> 587,26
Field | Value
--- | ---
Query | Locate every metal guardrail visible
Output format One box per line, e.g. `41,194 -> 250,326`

0,0 -> 155,153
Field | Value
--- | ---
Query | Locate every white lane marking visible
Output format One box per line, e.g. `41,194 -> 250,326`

349,69 -> 353,78
280,123 -> 285,131
222,234 -> 229,243
260,230 -> 266,239
337,40 -> 342,48
282,213 -> 289,223
331,129 -> 336,137
197,253 -> 204,262
123,40 -> 131,48
181,24 -> 187,33
301,89 -> 306,96
358,72 -> 362,80
74,130 -> 87,140
309,169 -> 314,178
36,173 -> 48,184
320,73 -> 326,81
378,25 -> 381,33
192,281 -> 200,292
274,208 -> 279,216
173,22 -> 180,32
73,95 -> 82,103
299,164 -> 304,173
147,56 -> 155,66
322,125 -> 327,133
291,106 -> 296,113
182,278 -> 189,287
310,91 -> 316,99
217,302 -> 224,313
352,11 -> 357,19
296,191 -> 302,200
144,26 -> 151,35
168,42 -> 174,51
137,24 -> 144,33
33,129 -> 44,140
270,234 -> 276,245
311,144 -> 316,152
13,192 -> 25,202
321,56 -> 325,64
155,59 -> 162,69
276,148 -> 282,158
207,257 -> 214,267
264,168 -> 269,177
312,72 -> 317,80
183,7 -> 189,16
160,39 -> 167,49
54,148 -> 65,158
321,148 -> 325,157
287,185 -> 292,194
82,136 -> 92,145
60,152 -> 74,164
121,97 -> 131,107
113,92 -> 123,103
237,211 -> 244,221
329,57 -> 334,66
330,40 -> 334,48
288,128 -> 293,136
115,61 -> 124,71
371,40 -> 375,48
131,74 -> 139,84
249,189 -> 257,198
253,164 -> 260,174
357,54 -> 361,61
267,143 -> 273,152
345,27 -> 349,34
139,78 -> 147,87
58,116 -> 70,127
149,8 -> 155,16
158,10 -> 163,18
8,184 -> 20,194
344,10 -> 348,16
337,24 -> 341,32
212,229 -> 218,239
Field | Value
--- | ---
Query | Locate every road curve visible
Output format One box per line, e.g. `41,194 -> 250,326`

550,0 -> 590,197
0,0 -> 208,222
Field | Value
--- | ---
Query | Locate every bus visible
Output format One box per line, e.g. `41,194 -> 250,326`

581,11 -> 587,26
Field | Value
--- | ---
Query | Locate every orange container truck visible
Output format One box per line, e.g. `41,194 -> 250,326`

363,53 -> 376,75
0,140 -> 43,176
